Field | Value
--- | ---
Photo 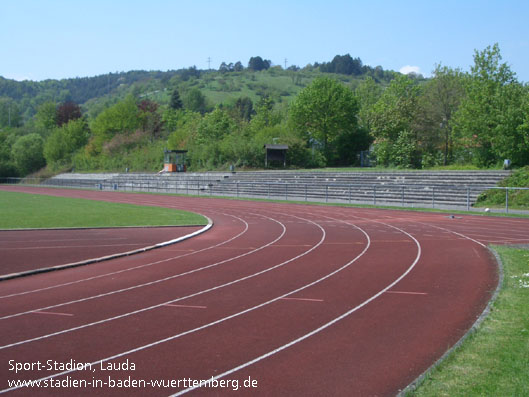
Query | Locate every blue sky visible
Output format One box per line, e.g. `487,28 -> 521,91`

1,0 -> 528,82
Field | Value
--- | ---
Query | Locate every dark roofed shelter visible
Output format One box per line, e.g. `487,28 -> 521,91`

264,144 -> 288,168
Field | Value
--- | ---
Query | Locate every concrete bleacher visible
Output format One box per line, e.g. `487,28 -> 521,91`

46,170 -> 510,210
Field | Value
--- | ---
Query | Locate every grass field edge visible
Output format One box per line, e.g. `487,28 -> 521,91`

0,216 -> 213,282
398,246 -> 505,396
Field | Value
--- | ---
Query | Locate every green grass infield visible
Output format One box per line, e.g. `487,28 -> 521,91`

0,191 -> 207,229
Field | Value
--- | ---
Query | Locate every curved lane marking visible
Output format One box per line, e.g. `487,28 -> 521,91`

0,212 -> 247,300
0,212 -> 371,394
0,213 -> 286,320
172,216 -> 419,396
1,211 -> 323,349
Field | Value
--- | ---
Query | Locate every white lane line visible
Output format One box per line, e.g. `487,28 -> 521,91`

31,311 -> 73,317
0,213 -> 283,320
0,212 -> 246,300
172,216 -> 419,396
416,222 -> 487,248
385,291 -> 428,296
0,213 -> 368,394
164,304 -> 207,309
1,213 -> 314,349
280,297 -> 324,302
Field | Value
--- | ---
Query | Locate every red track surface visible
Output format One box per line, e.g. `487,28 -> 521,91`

0,227 -> 201,278
1,186 -> 528,396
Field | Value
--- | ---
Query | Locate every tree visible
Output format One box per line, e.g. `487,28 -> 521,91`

355,77 -> 382,132
452,43 -> 528,166
233,61 -> 244,72
248,56 -> 271,71
415,65 -> 466,165
0,131 -> 18,177
520,90 -> 529,148
166,110 -> 201,150
56,101 -> 82,127
196,108 -> 234,143
183,88 -> 207,114
289,77 -> 362,164
251,96 -> 281,129
219,62 -> 229,73
137,99 -> 163,141
320,54 -> 363,75
234,97 -> 254,121
35,101 -> 58,131
11,133 -> 46,175
170,88 -> 183,110
44,118 -> 90,167
88,95 -> 141,154
0,98 -> 21,128
370,74 -> 421,167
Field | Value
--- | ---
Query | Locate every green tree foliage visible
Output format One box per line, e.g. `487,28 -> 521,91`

35,101 -> 58,132
195,108 -> 234,143
289,76 -> 364,164
370,74 -> 421,167
11,133 -> 46,174
320,54 -> 363,75
248,56 -> 271,71
0,131 -> 18,177
166,110 -> 201,150
2,45 -> 529,174
169,89 -> 183,110
88,95 -> 141,154
415,65 -> 466,166
234,97 -> 254,121
355,77 -> 382,131
44,118 -> 90,168
452,44 -> 528,166
183,88 -> 207,114
519,91 -> 529,148
252,96 -> 282,128
0,98 -> 22,128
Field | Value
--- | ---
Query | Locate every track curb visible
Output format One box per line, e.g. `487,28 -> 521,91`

0,217 -> 213,282
397,246 -> 504,396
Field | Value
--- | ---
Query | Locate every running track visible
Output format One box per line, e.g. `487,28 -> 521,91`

1,186 -> 528,396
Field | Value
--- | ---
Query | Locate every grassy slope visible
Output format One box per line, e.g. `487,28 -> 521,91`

0,191 -> 207,229
475,166 -> 529,209
408,246 -> 529,396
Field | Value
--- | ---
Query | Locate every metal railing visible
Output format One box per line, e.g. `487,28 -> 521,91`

1,177 -> 527,213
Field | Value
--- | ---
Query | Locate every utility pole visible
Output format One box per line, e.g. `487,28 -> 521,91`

207,57 -> 211,70
284,58 -> 288,69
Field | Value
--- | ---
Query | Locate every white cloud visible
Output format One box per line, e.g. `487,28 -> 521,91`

399,65 -> 421,75
4,73 -> 35,82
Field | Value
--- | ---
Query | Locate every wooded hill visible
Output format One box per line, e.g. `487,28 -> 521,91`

1,46 -> 528,178
0,54 -> 399,122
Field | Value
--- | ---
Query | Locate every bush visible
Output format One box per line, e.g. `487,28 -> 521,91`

475,166 -> 529,208
11,134 -> 46,175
